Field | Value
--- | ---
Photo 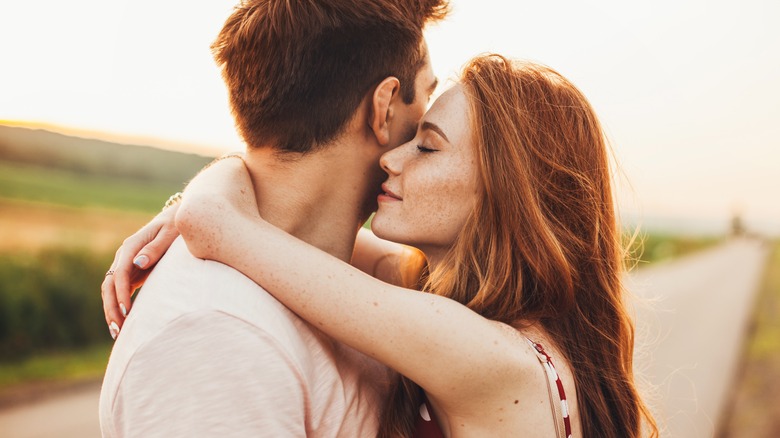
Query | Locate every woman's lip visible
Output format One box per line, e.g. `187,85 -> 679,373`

378,193 -> 401,203
380,184 -> 402,200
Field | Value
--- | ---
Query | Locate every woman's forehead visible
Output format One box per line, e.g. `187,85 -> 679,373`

421,85 -> 470,141
426,85 -> 464,115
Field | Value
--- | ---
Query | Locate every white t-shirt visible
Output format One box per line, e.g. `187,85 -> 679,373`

99,238 -> 389,437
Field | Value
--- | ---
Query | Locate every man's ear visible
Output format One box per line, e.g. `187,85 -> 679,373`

369,77 -> 400,146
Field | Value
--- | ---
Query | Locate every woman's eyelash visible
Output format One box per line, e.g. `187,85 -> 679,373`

416,145 -> 436,153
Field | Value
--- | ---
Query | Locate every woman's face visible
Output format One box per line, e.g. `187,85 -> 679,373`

372,85 -> 480,263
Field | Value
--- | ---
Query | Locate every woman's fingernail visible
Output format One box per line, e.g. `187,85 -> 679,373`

109,321 -> 120,340
133,255 -> 149,269
120,303 -> 127,317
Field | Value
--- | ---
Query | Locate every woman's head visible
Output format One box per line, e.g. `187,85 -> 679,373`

377,55 -> 656,437
373,85 -> 479,264
373,55 -> 614,317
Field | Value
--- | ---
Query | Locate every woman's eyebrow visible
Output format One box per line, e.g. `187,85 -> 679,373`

421,121 -> 449,143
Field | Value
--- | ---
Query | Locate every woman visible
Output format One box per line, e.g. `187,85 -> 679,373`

109,55 -> 657,437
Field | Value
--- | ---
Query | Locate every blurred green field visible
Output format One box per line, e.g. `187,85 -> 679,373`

628,231 -> 723,266
0,126 -> 212,395
0,248 -> 115,360
0,344 -> 112,389
0,160 -> 184,213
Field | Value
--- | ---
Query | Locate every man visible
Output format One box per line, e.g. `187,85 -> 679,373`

99,0 -> 446,436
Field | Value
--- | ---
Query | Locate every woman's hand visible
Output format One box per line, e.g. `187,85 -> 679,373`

101,203 -> 180,338
101,154 -> 249,339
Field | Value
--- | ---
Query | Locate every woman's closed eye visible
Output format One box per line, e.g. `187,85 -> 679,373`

416,144 -> 437,153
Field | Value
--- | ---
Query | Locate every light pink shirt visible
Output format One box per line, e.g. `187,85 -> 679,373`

99,238 -> 389,437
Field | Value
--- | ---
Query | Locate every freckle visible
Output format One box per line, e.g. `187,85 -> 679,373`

499,419 -> 503,422
373,301 -> 379,307
514,400 -> 519,404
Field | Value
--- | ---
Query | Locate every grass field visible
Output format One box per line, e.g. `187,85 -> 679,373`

0,159 -> 169,252
0,199 -> 153,252
0,343 -> 111,389
0,160 -> 186,213
627,231 -> 723,267
0,163 -> 164,385
720,240 -> 780,437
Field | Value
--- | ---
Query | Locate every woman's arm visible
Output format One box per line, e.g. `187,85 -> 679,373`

100,155 -> 244,335
176,159 -> 525,406
351,228 -> 427,289
100,155 -> 416,336
101,201 -> 180,335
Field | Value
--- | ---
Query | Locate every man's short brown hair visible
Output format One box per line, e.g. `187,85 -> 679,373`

212,0 -> 448,153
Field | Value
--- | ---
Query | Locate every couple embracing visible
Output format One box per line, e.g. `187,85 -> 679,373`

99,0 -> 656,436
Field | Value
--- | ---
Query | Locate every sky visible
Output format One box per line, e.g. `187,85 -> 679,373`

1,0 -> 779,235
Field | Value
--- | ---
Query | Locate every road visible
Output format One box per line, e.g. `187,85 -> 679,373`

0,238 -> 769,438
628,237 -> 770,437
0,381 -> 101,437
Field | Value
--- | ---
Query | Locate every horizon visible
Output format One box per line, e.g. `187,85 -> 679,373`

1,0 -> 779,235
2,121 -> 776,237
0,119 -> 224,157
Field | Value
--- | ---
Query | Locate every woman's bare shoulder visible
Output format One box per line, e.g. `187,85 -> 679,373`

452,321 -> 576,436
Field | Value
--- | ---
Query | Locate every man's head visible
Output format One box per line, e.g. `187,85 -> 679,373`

212,0 -> 448,154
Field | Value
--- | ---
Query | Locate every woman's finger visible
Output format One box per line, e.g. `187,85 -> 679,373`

113,231 -> 156,316
101,253 -> 123,339
132,220 -> 180,271
108,217 -> 164,317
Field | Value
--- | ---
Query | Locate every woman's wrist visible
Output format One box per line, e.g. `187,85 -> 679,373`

162,192 -> 183,211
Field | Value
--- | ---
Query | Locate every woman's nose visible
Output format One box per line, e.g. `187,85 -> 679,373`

379,146 -> 403,176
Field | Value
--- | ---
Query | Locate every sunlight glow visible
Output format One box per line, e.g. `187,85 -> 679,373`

1,0 -> 778,233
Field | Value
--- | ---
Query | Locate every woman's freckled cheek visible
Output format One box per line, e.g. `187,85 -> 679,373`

416,161 -> 469,239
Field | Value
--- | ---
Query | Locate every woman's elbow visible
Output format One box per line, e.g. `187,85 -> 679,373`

175,192 -> 225,259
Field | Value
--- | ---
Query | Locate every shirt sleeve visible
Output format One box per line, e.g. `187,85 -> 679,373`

108,311 -> 308,438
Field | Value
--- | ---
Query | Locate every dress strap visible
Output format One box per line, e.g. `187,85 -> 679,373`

526,337 -> 572,438
412,392 -> 445,438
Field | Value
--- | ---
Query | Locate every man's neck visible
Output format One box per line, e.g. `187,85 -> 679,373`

242,144 -> 381,262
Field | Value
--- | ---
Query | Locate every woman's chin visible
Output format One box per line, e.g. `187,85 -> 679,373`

369,220 -> 390,241
370,219 -> 404,246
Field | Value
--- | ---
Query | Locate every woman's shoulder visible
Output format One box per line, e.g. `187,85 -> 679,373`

436,321 -> 576,436
478,321 -> 579,406
510,322 -> 582,437
489,320 -> 549,371
448,321 -> 554,404
464,321 -> 579,436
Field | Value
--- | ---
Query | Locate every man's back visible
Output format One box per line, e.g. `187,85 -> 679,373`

100,237 -> 389,437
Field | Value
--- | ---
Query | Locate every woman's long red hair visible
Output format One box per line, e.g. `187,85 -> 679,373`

379,55 -> 657,437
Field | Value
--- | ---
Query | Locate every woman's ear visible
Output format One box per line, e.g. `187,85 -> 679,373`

369,76 -> 400,146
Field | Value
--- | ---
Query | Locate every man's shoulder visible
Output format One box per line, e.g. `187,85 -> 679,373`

100,310 -> 313,437
99,239 -> 387,437
111,237 -> 328,369
136,237 -> 299,331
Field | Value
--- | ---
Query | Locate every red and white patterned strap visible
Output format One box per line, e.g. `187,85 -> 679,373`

526,338 -> 573,438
